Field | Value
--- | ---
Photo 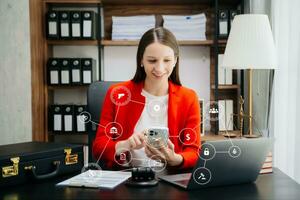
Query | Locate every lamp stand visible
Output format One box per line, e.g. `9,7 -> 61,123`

244,69 -> 260,138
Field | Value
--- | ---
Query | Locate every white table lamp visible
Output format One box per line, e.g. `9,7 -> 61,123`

221,14 -> 276,138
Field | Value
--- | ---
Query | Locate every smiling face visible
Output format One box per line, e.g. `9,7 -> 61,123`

141,42 -> 177,83
133,27 -> 181,85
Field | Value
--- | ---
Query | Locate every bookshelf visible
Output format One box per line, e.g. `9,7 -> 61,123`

47,40 -> 99,45
30,0 -> 243,142
30,0 -> 102,143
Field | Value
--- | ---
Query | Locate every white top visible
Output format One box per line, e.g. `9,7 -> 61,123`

130,89 -> 168,167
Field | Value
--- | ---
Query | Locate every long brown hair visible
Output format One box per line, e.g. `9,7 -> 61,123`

132,27 -> 181,85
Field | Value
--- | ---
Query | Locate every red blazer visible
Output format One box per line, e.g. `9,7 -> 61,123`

93,80 -> 201,169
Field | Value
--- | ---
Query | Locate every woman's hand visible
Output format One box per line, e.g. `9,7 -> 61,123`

144,139 -> 183,167
115,132 -> 145,154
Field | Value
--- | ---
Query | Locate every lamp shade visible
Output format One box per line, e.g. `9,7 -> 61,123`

222,14 -> 276,69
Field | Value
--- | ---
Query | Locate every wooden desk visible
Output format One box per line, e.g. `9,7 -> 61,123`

1,168 -> 299,200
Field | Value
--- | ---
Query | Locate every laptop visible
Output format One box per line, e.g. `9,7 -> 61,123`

158,138 -> 272,190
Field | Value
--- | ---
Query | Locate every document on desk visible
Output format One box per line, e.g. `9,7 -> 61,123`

56,170 -> 131,189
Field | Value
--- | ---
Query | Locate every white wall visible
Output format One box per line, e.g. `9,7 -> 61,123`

271,0 -> 300,184
0,0 -> 32,145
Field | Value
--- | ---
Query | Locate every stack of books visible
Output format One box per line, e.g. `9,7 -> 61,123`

162,13 -> 206,41
260,152 -> 273,174
111,15 -> 156,40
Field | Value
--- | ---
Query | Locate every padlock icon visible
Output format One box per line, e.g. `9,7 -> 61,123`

204,148 -> 210,156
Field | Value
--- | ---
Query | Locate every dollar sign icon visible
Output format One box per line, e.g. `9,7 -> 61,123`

186,133 -> 190,141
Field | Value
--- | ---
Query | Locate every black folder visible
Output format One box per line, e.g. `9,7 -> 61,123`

81,11 -> 96,39
49,105 -> 62,133
59,11 -> 71,39
70,58 -> 82,85
60,59 -> 71,85
47,58 -> 60,85
46,11 -> 59,39
62,105 -> 74,133
81,58 -> 95,85
70,11 -> 82,39
74,105 -> 87,133
218,10 -> 229,38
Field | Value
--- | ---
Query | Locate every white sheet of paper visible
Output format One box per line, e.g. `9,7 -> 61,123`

61,70 -> 70,84
219,21 -> 228,35
72,69 -> 80,82
57,170 -> 131,189
54,114 -> 62,131
72,23 -> 80,37
83,71 -> 91,84
49,22 -> 57,35
64,115 -> 72,131
83,20 -> 92,37
61,23 -> 69,37
50,71 -> 59,84
77,115 -> 86,132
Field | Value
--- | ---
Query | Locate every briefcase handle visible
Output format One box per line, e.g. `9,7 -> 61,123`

25,161 -> 61,180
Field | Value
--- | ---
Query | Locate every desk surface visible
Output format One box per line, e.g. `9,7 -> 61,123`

1,168 -> 299,200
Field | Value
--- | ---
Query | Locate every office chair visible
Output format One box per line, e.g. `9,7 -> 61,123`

87,81 -> 119,165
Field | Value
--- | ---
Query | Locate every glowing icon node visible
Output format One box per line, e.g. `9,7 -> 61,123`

193,167 -> 211,185
179,128 -> 197,145
147,100 -> 166,117
204,101 -> 225,122
148,155 -> 167,173
199,143 -> 216,160
154,104 -> 160,112
114,149 -> 132,167
110,86 -> 131,106
81,162 -> 102,174
228,145 -> 241,158
78,111 -> 91,124
105,122 -> 123,139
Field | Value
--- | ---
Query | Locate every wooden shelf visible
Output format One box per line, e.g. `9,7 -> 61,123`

101,40 -> 139,46
101,0 -> 210,5
47,40 -> 98,46
48,85 -> 89,90
44,0 -> 101,4
217,39 -> 227,46
101,0 -> 240,6
211,84 -> 239,90
178,40 -> 213,46
101,39 -> 226,46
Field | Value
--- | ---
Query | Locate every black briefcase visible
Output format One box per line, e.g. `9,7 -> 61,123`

0,142 -> 84,187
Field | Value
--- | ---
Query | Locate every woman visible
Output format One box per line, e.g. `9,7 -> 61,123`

93,27 -> 201,170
